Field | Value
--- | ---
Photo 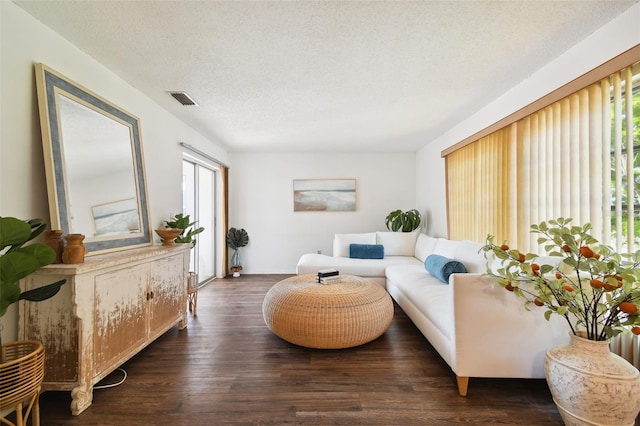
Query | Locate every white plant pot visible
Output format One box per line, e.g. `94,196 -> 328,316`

544,332 -> 640,425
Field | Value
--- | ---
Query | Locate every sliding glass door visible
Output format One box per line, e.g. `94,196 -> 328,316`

183,159 -> 216,283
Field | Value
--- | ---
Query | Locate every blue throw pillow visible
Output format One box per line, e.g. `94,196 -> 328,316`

425,254 -> 467,283
349,243 -> 384,259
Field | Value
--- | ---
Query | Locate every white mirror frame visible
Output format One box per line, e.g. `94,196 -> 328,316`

35,63 -> 152,254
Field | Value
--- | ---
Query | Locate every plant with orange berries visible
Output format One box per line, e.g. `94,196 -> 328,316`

481,218 -> 640,341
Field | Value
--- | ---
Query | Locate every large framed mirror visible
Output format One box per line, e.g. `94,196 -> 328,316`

34,63 -> 152,254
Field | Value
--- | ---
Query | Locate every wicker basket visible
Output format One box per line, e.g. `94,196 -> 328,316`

1,340 -> 45,426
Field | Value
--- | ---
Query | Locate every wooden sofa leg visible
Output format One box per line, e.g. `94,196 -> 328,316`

456,376 -> 469,396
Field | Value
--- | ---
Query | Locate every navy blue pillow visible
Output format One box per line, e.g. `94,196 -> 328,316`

425,254 -> 467,283
349,243 -> 384,259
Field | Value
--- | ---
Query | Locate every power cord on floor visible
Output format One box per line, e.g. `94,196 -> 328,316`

93,367 -> 127,390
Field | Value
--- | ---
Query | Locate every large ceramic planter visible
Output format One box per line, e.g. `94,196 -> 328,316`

544,332 -> 640,425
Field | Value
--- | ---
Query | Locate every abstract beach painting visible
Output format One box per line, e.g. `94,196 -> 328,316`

293,179 -> 356,211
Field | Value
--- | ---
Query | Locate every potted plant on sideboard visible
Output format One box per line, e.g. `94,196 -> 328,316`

226,228 -> 249,277
162,213 -> 204,315
163,213 -> 204,247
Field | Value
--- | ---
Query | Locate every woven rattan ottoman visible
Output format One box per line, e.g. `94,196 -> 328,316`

262,274 -> 394,349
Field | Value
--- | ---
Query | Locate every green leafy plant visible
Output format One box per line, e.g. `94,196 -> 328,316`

0,217 -> 66,319
480,217 -> 640,341
385,209 -> 421,232
226,228 -> 249,269
164,213 -> 204,247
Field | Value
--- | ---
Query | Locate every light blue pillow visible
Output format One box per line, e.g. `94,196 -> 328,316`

425,254 -> 467,283
349,243 -> 384,259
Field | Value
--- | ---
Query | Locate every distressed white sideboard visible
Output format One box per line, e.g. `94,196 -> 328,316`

19,245 -> 190,415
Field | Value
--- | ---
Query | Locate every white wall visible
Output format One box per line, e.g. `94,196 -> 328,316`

417,3 -> 640,239
229,152 -> 416,273
3,0 -> 638,341
0,2 -> 229,342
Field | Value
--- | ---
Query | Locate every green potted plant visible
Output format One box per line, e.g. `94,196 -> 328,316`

163,214 -> 204,314
1,216 -> 67,423
481,218 -> 640,340
480,217 -> 640,425
163,213 -> 205,247
226,227 -> 249,277
1,217 -> 67,341
384,209 -> 421,232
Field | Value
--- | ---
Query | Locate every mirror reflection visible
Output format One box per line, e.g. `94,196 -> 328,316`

57,94 -> 141,237
35,63 -> 152,254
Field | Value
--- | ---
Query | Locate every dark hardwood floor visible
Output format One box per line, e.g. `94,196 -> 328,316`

37,274 -> 564,425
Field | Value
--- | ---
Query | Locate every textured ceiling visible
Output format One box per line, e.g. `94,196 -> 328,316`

14,0 -> 638,152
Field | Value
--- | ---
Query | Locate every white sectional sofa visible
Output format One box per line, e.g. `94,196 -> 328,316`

296,231 -> 569,396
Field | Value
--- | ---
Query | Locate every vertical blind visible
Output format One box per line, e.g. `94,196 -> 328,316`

446,61 -> 639,254
446,126 -> 512,244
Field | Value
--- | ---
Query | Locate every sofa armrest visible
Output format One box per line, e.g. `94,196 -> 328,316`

449,273 -> 568,379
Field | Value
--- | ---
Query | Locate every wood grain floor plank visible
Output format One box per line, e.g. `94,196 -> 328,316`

31,274 -> 570,425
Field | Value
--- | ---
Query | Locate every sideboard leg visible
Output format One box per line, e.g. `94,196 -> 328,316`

70,384 -> 93,415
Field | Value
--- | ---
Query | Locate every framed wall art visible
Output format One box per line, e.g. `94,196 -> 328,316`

293,179 -> 356,212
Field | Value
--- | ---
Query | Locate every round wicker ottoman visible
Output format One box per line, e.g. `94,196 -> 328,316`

262,274 -> 394,349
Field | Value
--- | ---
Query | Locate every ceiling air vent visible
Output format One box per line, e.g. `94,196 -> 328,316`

169,91 -> 198,106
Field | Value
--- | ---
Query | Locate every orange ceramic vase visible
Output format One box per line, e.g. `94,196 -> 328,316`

62,234 -> 86,264
44,229 -> 64,264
